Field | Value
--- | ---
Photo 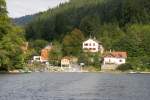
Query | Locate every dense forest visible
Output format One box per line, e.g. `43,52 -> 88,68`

12,14 -> 38,26
25,0 -> 150,70
26,0 -> 150,40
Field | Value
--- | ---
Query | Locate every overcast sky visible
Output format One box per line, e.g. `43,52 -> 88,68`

6,0 -> 69,18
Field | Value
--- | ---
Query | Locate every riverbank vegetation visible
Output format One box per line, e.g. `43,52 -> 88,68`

0,0 -> 31,71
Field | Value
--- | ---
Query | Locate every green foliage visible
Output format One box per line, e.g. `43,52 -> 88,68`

51,41 -> 62,58
29,39 -> 49,54
0,0 -> 29,71
117,63 -> 133,71
0,0 -> 11,39
113,24 -> 150,57
97,24 -> 125,49
78,52 -> 101,67
0,29 -> 26,70
128,56 -> 150,71
13,14 -> 37,26
62,28 -> 85,56
49,41 -> 62,66
80,15 -> 101,36
78,52 -> 89,65
25,0 -> 150,41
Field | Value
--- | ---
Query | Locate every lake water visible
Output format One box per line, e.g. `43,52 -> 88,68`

0,73 -> 150,100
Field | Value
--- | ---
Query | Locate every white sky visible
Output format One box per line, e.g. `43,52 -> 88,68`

6,0 -> 69,18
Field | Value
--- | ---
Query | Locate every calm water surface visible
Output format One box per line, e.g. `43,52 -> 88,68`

0,73 -> 150,100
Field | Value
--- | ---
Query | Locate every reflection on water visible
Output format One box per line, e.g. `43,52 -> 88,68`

0,73 -> 150,100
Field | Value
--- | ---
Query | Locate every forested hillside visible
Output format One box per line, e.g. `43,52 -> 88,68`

12,14 -> 36,26
26,0 -> 150,40
25,0 -> 150,70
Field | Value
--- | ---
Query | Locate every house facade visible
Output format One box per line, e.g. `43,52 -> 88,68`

40,45 -> 52,62
32,44 -> 52,63
61,56 -> 78,68
102,52 -> 127,70
61,56 -> 73,69
83,38 -> 104,53
33,56 -> 42,62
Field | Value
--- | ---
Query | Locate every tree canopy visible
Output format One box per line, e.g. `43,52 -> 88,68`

25,0 -> 150,41
0,0 -> 28,71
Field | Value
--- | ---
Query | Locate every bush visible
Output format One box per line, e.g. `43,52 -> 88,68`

117,63 -> 133,71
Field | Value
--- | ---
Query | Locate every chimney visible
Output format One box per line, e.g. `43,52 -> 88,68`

110,49 -> 112,53
50,42 -> 53,46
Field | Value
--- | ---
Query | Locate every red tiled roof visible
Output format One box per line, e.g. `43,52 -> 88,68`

105,52 -> 127,58
41,46 -> 52,60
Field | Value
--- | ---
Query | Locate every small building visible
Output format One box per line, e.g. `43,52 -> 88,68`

102,51 -> 127,70
83,38 -> 104,53
61,56 -> 78,68
41,44 -> 52,62
32,44 -> 52,63
33,56 -> 42,62
61,57 -> 72,68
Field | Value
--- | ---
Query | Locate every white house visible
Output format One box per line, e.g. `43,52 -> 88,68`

102,52 -> 127,70
33,56 -> 42,62
83,38 -> 104,53
103,52 -> 127,65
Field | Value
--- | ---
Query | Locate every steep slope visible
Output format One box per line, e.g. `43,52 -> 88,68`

25,0 -> 150,41
12,15 -> 36,26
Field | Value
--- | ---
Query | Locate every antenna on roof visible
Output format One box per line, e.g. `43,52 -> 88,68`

89,34 -> 92,39
50,42 -> 53,46
90,31 -> 95,39
110,49 -> 112,53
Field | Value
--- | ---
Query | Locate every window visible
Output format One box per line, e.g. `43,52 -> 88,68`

119,60 -> 122,62
93,43 -> 95,46
84,43 -> 88,46
109,59 -> 111,63
93,48 -> 96,50
35,58 -> 40,60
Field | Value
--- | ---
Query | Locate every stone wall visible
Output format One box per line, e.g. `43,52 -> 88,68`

101,64 -> 118,71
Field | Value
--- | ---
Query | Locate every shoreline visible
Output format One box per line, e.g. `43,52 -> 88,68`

1,70 -> 150,74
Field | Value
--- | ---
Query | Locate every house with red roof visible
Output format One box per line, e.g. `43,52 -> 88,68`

102,51 -> 127,70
